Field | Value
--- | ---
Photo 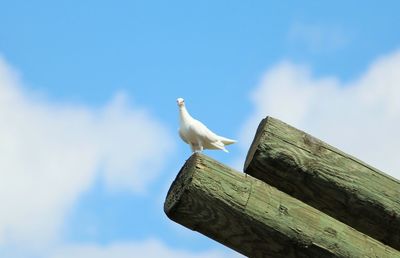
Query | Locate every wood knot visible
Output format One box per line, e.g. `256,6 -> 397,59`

302,134 -> 314,146
324,227 -> 337,237
279,204 -> 289,216
302,134 -> 324,154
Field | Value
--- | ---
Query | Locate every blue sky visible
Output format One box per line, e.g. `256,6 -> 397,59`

1,1 -> 400,257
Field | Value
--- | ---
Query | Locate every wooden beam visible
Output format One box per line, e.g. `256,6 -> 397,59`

165,153 -> 399,258
244,116 -> 400,251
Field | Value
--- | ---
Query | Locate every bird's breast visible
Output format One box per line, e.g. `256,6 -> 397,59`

180,124 -> 201,143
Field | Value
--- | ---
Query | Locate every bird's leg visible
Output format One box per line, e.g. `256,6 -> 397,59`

190,144 -> 196,153
197,141 -> 204,153
190,143 -> 203,153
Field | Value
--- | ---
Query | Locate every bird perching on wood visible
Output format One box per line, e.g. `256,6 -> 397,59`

177,98 -> 237,153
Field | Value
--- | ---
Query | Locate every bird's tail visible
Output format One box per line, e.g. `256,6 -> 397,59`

218,136 -> 237,145
210,141 -> 229,152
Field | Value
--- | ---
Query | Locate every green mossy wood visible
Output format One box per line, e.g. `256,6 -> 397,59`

165,153 -> 399,258
244,117 -> 400,251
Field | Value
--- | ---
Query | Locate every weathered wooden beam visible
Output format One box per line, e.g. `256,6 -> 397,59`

244,116 -> 400,251
165,153 -> 399,258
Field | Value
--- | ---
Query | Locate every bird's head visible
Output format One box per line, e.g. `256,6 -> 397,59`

176,98 -> 185,107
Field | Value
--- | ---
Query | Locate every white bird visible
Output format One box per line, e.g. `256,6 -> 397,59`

177,98 -> 237,153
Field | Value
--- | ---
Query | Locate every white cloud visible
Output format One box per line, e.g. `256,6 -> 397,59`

240,49 -> 400,180
47,239 -> 243,258
287,22 -> 349,53
0,56 -> 174,247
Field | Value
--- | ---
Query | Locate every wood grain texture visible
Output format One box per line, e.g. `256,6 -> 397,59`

165,153 -> 399,258
244,116 -> 400,251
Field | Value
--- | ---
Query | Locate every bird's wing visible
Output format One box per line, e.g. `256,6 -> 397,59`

190,119 -> 220,143
178,128 -> 189,143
